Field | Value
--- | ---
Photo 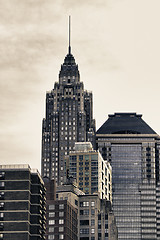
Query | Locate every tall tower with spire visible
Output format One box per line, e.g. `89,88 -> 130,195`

41,17 -> 96,185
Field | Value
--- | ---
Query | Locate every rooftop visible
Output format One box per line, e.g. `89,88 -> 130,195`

96,113 -> 157,135
74,142 -> 93,152
0,164 -> 31,170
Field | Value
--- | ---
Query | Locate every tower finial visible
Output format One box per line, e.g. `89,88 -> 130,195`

68,16 -> 71,54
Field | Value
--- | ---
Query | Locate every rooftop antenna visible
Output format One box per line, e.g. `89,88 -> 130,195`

68,16 -> 71,54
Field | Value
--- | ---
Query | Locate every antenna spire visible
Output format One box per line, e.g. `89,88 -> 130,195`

68,16 -> 71,54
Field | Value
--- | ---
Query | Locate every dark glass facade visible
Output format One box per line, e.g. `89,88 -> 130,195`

112,144 -> 142,239
96,113 -> 160,239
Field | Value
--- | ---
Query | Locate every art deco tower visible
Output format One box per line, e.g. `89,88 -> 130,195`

41,18 -> 96,185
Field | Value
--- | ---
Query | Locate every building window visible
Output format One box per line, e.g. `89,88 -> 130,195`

49,227 -> 54,232
80,220 -> 89,225
79,155 -> 83,160
91,201 -> 95,207
83,201 -> 89,207
59,219 -> 64,224
91,228 -> 95,234
49,212 -> 55,218
0,193 -> 4,200
80,228 -> 89,234
85,167 -> 89,171
0,203 -> 4,209
59,234 -> 64,239
59,212 -> 64,217
48,235 -> 55,239
0,213 -> 4,219
0,223 -> 3,231
91,219 -> 95,225
83,209 -> 89,215
59,204 -> 64,210
0,182 -> 4,188
59,227 -> 64,232
49,220 -> 55,225
91,209 -> 95,215
49,205 -> 55,210
0,172 -> 5,179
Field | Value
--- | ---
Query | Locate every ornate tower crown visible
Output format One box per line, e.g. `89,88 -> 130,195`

59,16 -> 80,84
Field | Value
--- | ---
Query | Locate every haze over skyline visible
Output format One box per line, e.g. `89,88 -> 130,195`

1,0 -> 160,171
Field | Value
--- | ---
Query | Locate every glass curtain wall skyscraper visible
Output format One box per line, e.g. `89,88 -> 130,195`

96,113 -> 160,240
41,18 -> 96,185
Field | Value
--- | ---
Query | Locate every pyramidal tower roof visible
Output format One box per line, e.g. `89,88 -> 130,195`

96,113 -> 157,135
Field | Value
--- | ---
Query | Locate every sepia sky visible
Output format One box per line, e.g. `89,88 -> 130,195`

1,0 -> 160,171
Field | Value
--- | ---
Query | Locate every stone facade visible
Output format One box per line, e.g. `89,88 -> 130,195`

42,47 -> 96,185
65,142 -> 112,201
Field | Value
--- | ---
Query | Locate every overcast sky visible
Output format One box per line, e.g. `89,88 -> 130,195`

1,0 -> 160,171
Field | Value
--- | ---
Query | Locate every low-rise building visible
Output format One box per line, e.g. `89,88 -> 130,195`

56,181 -> 118,240
0,164 -> 46,240
44,177 -> 78,240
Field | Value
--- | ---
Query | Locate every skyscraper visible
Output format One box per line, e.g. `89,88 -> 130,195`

96,113 -> 160,240
41,18 -> 96,185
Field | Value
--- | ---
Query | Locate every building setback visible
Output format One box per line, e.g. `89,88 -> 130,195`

0,164 -> 46,240
96,113 -> 160,240
65,142 -> 112,201
41,31 -> 96,185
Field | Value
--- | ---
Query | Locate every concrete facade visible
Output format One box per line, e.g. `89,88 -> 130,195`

0,164 -> 46,240
56,182 -> 117,240
65,142 -> 112,201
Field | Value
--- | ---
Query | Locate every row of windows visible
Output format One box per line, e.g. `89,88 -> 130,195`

80,219 -> 95,226
48,234 -> 64,239
49,211 -> 64,218
60,136 -> 76,141
80,209 -> 95,215
49,219 -> 64,225
69,155 -> 97,161
80,201 -> 95,207
49,204 -> 64,210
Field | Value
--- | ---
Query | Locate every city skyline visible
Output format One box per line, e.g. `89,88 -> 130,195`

1,0 -> 160,171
